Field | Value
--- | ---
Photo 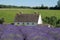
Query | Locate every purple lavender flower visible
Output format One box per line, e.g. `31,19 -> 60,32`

26,31 -> 54,40
1,31 -> 24,40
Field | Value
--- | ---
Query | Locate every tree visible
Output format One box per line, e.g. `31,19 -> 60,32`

43,16 -> 57,27
56,19 -> 60,24
56,24 -> 60,27
57,0 -> 60,7
50,16 -> 57,26
43,16 -> 50,24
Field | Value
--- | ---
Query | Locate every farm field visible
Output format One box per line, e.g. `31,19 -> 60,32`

0,8 -> 60,23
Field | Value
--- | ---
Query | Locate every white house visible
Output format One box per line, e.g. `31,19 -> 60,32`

14,12 -> 42,26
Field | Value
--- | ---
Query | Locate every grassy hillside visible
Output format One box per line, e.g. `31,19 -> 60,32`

0,8 -> 60,23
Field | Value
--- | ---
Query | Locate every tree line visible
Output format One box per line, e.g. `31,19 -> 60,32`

0,4 -> 60,10
0,0 -> 60,10
0,5 -> 31,8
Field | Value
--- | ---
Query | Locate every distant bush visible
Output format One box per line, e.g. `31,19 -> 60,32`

43,16 -> 60,27
11,23 -> 14,25
0,18 -> 4,24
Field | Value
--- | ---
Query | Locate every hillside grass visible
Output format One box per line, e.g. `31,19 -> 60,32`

0,8 -> 60,23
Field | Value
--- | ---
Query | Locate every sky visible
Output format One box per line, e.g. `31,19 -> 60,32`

0,0 -> 58,7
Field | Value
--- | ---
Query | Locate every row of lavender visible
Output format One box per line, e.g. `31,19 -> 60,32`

0,24 -> 60,40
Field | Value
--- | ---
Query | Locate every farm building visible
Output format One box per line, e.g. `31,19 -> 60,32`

14,12 -> 42,26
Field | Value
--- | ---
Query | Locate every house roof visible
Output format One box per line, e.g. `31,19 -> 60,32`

14,13 -> 39,22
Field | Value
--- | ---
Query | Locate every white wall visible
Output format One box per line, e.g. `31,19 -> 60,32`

14,22 -> 37,26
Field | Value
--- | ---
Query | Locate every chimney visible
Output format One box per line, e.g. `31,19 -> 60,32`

34,12 -> 39,14
34,12 -> 37,14
38,14 -> 42,24
19,12 -> 23,14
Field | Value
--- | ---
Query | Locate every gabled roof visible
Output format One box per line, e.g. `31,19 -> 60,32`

14,12 -> 39,22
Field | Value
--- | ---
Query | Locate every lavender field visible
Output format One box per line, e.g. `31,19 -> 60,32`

0,24 -> 60,40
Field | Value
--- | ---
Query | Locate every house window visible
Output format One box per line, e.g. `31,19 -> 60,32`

17,23 -> 19,24
22,22 -> 26,26
32,23 -> 34,25
27,22 -> 29,25
23,23 -> 24,25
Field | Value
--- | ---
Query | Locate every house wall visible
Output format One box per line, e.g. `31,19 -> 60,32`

14,22 -> 37,26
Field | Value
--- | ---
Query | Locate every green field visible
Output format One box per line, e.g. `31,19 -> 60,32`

0,8 -> 60,23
